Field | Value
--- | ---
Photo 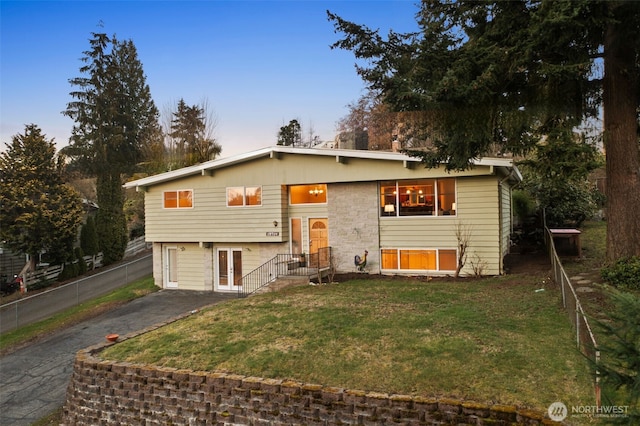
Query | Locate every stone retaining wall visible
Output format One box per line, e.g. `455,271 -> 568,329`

63,326 -> 554,425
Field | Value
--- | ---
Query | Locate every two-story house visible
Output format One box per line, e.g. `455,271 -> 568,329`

124,146 -> 521,293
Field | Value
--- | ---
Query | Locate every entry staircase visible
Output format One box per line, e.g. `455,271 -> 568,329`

238,247 -> 332,297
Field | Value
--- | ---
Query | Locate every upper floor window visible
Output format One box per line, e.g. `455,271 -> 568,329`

290,184 -> 327,204
164,190 -> 193,209
227,186 -> 262,207
380,179 -> 456,217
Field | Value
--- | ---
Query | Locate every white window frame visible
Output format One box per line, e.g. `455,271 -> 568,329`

226,186 -> 262,207
380,248 -> 458,272
380,179 -> 457,217
163,189 -> 194,209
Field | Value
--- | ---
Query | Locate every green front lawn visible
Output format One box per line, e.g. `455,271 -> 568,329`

102,273 -> 594,412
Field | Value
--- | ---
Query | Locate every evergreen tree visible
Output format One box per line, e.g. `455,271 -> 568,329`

0,125 -> 84,269
329,1 -> 640,260
80,215 -> 99,270
168,98 -> 221,167
596,291 -> 640,423
80,215 -> 99,256
64,32 -> 161,264
277,119 -> 302,146
519,127 -> 604,227
75,247 -> 88,275
138,125 -> 166,175
113,39 -> 163,172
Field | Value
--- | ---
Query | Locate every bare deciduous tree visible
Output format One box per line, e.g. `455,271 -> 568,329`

454,221 -> 472,279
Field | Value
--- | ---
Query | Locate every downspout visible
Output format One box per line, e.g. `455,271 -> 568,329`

498,169 -> 518,273
500,169 -> 519,237
498,180 -> 504,274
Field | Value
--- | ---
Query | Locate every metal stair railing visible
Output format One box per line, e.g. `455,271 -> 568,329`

237,254 -> 299,298
237,248 -> 332,298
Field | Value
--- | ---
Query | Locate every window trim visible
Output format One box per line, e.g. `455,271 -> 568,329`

163,189 -> 194,209
226,186 -> 263,207
380,179 -> 457,217
380,247 -> 458,272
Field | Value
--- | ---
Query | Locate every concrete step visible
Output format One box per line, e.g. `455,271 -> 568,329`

264,276 -> 310,292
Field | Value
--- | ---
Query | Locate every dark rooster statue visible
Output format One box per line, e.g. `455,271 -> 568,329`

354,250 -> 368,272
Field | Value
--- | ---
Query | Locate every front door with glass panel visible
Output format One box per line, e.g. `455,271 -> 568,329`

165,246 -> 179,288
309,218 -> 328,253
309,218 -> 329,267
309,218 -> 329,253
217,248 -> 242,291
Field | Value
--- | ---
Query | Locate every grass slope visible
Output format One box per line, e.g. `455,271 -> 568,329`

102,274 -> 593,411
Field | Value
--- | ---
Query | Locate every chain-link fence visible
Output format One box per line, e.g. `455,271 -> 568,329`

0,254 -> 152,334
544,226 -> 601,405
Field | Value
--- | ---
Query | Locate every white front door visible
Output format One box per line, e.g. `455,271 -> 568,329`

216,248 -> 243,292
165,246 -> 179,288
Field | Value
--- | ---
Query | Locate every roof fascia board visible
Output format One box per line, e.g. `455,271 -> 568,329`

123,146 -> 519,189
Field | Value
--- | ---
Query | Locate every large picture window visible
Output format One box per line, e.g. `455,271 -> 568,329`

380,179 -> 456,217
381,248 -> 457,272
290,184 -> 327,204
227,186 -> 262,207
163,190 -> 193,209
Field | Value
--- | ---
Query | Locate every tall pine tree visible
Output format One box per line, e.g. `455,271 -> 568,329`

277,119 -> 302,147
64,32 -> 161,264
0,125 -> 84,269
329,1 -> 640,260
168,98 -> 221,168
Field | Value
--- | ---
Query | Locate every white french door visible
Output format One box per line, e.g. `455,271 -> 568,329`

216,248 -> 243,292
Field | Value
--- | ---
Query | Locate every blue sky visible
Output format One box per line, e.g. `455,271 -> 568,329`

1,0 -> 420,158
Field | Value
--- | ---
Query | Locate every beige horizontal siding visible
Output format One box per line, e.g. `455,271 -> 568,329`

500,182 -> 513,260
459,176 -> 500,275
175,244 -> 205,291
145,183 -> 288,243
379,176 -> 501,275
144,155 -> 497,244
165,243 -> 285,291
143,154 -> 513,278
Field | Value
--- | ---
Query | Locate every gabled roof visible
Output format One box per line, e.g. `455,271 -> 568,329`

124,146 -> 522,190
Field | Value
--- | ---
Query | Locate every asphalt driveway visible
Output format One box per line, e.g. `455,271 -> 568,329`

0,290 -> 235,426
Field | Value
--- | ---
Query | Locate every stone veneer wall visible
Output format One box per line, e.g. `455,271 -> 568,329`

63,317 -> 553,425
328,182 -> 380,274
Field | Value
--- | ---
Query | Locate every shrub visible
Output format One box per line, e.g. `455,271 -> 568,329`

596,291 -> 640,423
29,278 -> 55,291
129,222 -> 145,240
75,247 -> 87,275
512,190 -> 536,223
80,215 -> 99,256
539,180 -> 597,227
601,257 -> 640,290
57,263 -> 79,282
